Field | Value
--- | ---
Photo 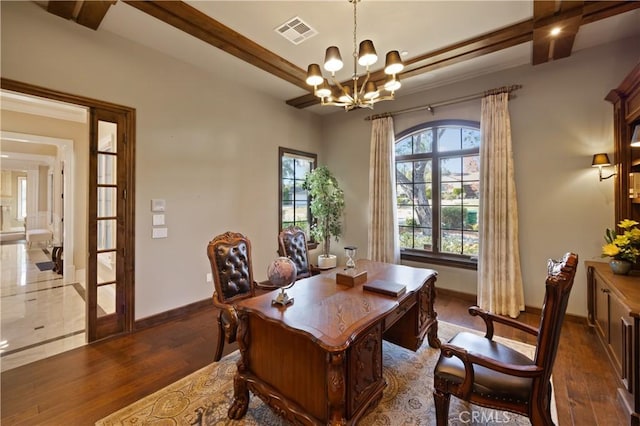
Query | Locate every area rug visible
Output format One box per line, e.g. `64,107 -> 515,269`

35,261 -> 55,271
96,321 -> 554,426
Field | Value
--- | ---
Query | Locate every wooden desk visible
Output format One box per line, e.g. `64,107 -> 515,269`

228,259 -> 438,425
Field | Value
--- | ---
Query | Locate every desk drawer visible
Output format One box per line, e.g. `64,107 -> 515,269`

384,297 -> 415,330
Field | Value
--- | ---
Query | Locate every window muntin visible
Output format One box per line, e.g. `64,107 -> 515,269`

395,121 -> 480,263
279,148 -> 317,236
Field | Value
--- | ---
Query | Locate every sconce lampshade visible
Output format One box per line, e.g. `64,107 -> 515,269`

631,125 -> 640,148
592,153 -> 612,167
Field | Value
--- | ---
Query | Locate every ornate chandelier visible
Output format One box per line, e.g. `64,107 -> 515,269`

305,0 -> 404,111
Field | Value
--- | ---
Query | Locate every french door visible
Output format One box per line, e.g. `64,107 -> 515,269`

88,107 -> 135,341
1,78 -> 136,343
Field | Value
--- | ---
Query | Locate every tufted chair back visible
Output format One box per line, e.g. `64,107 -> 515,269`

278,226 -> 314,279
206,231 -> 256,361
208,231 -> 255,303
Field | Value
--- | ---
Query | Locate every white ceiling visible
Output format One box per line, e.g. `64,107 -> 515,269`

95,1 -> 640,114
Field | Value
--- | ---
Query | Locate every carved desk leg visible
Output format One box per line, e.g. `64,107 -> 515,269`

424,276 -> 441,348
228,311 -> 249,420
327,352 -> 347,425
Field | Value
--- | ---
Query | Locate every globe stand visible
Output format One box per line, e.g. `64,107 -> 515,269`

272,288 -> 294,306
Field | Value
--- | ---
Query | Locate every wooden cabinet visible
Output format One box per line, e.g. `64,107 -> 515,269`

586,261 -> 640,426
606,62 -> 640,225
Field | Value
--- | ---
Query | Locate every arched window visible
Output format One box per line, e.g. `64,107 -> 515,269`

395,120 -> 480,268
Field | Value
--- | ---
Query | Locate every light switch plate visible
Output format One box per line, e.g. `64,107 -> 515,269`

152,227 -> 168,239
151,199 -> 166,212
152,214 -> 165,226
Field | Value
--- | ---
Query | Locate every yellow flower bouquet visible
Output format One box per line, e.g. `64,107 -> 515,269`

602,219 -> 640,263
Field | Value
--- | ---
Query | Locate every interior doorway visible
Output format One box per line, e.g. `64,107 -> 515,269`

0,132 -> 79,371
0,78 -> 136,369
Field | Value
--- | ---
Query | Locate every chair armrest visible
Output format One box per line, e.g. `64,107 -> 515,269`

440,342 -> 544,399
468,306 -> 539,340
212,294 -> 239,334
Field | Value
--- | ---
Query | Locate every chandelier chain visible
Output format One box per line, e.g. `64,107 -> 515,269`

352,0 -> 358,79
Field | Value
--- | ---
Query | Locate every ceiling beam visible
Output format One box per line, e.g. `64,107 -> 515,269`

532,1 -> 584,65
123,0 -> 309,91
532,1 -> 557,65
77,1 -> 117,31
46,1 -> 78,20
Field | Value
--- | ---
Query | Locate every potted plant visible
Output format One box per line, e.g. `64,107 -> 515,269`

602,219 -> 640,275
303,166 -> 345,269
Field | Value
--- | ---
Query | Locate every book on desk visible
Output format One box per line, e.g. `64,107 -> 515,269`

363,280 -> 407,297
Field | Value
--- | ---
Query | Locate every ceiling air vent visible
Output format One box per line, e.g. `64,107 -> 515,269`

275,17 -> 317,45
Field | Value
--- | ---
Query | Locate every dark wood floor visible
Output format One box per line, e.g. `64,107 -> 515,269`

1,292 -> 628,425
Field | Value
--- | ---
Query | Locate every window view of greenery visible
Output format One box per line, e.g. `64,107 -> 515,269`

280,148 -> 316,234
396,122 -> 480,258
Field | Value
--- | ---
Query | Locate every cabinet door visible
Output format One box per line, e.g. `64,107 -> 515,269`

609,294 -> 633,389
594,276 -> 610,341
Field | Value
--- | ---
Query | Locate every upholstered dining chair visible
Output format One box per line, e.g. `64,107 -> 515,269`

207,231 -> 272,361
277,226 -> 319,280
433,252 -> 578,426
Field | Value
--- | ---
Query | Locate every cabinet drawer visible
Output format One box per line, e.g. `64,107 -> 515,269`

384,296 -> 415,330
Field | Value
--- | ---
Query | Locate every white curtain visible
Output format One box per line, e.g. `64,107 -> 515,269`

368,116 -> 400,263
478,92 -> 524,318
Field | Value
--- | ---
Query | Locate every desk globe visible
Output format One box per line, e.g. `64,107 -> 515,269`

267,256 -> 297,306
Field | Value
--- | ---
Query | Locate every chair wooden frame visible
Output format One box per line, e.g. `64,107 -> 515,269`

433,252 -> 579,426
277,226 -> 319,279
207,231 -> 271,361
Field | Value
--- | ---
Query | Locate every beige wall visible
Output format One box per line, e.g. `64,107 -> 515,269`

320,37 -> 639,317
1,1 -> 324,319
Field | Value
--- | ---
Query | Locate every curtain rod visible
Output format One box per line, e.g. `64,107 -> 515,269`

364,84 -> 522,121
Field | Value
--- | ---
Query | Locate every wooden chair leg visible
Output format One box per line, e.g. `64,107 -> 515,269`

214,312 -> 225,362
434,389 -> 451,426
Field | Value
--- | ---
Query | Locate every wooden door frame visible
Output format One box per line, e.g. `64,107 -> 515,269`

1,78 -> 136,339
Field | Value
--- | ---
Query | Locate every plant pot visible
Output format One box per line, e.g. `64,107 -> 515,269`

317,254 -> 337,269
609,259 -> 633,275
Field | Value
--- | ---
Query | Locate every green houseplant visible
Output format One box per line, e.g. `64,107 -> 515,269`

302,166 -> 345,268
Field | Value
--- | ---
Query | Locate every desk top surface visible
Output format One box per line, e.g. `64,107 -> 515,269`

237,259 -> 437,349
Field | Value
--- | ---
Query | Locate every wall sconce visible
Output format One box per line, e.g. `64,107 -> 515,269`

592,153 -> 616,181
631,125 -> 640,147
